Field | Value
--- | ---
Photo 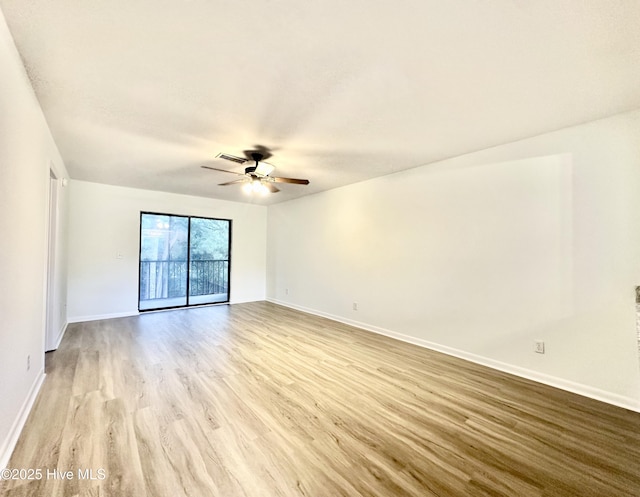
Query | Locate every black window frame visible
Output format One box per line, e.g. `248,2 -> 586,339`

137,211 -> 232,312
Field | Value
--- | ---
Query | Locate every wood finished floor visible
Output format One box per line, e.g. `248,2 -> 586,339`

2,301 -> 640,497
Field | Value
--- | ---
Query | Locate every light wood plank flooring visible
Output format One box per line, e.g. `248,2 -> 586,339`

2,301 -> 640,496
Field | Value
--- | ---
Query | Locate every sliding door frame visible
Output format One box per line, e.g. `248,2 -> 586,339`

138,211 -> 232,312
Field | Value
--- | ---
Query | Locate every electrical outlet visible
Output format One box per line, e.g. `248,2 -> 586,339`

534,341 -> 545,354
353,302 -> 358,311
27,355 -> 31,371
285,288 -> 289,295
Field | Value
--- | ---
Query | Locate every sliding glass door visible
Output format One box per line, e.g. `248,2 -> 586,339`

188,217 -> 230,306
138,213 -> 231,311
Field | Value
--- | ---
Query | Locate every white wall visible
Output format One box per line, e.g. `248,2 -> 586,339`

0,10 -> 69,467
67,181 -> 267,321
267,109 -> 640,410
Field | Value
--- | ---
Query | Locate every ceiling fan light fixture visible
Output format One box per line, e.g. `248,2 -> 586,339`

243,179 -> 270,196
255,180 -> 270,195
251,179 -> 263,193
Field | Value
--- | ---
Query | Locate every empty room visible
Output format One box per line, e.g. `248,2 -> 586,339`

1,1 -> 640,496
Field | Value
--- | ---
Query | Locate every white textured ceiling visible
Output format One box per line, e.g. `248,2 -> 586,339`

2,1 -> 640,204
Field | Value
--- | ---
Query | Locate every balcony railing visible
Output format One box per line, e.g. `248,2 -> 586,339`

139,259 -> 229,301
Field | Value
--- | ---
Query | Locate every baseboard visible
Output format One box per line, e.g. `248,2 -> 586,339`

46,321 -> 68,352
0,369 -> 46,470
230,298 -> 265,305
67,311 -> 139,323
68,301 -> 268,323
54,321 -> 68,349
267,298 -> 640,413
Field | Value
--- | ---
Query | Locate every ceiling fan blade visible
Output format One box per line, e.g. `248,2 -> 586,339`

218,179 -> 249,186
215,153 -> 248,164
264,182 -> 280,193
201,165 -> 245,176
272,177 -> 310,185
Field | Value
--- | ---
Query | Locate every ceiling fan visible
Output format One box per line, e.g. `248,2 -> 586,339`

201,152 -> 310,194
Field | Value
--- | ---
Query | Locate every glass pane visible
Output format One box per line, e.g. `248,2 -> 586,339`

188,218 -> 230,304
139,214 -> 189,310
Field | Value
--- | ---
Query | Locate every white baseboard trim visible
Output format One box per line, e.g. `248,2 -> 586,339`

0,369 -> 46,470
67,311 -> 139,323
46,321 -> 68,352
68,302 -> 268,323
267,298 -> 640,413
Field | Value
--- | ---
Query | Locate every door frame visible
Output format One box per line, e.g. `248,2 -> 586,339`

137,211 -> 232,312
45,167 -> 59,351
